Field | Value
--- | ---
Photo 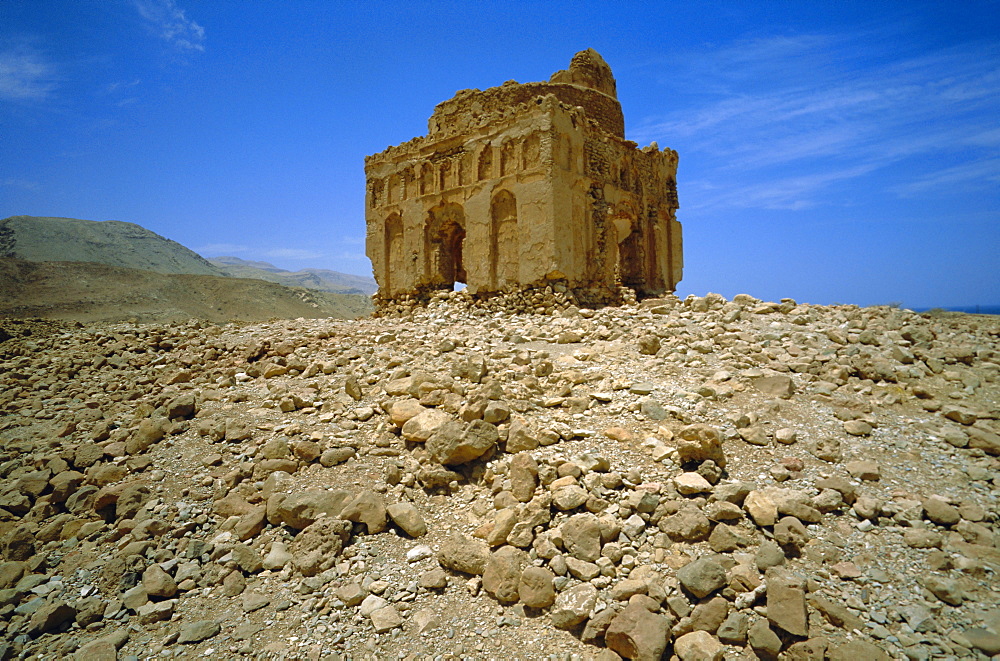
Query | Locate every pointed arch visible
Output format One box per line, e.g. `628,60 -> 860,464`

420,163 -> 434,196
458,151 -> 473,186
610,203 -> 642,288
401,165 -> 414,200
490,189 -> 518,289
500,141 -> 516,176
521,133 -> 541,170
425,203 -> 466,288
477,145 -> 494,181
383,213 -> 403,296
387,173 -> 401,205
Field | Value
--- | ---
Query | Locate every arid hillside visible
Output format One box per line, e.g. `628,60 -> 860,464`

0,216 -> 224,277
208,257 -> 378,296
0,292 -> 997,660
0,258 -> 372,324
0,216 -> 376,303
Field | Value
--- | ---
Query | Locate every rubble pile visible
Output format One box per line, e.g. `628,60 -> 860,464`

1,293 -> 998,660
374,284 -> 639,318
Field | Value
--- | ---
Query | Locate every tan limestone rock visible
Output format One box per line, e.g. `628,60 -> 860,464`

365,50 -> 681,310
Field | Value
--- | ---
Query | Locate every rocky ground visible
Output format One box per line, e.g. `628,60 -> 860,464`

0,291 -> 998,661
0,258 -> 372,324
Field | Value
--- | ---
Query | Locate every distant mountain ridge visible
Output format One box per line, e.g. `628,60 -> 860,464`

208,256 -> 377,295
0,215 -> 377,295
0,257 -> 371,323
0,215 -> 224,276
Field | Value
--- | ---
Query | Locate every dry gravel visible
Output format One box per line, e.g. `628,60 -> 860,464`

0,292 -> 998,661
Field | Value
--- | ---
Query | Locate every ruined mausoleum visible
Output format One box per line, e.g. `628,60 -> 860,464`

365,49 -> 681,310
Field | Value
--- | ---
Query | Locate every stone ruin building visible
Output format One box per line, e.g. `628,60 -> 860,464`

365,49 -> 681,312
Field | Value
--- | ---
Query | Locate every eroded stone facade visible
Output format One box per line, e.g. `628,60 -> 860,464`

365,49 -> 681,310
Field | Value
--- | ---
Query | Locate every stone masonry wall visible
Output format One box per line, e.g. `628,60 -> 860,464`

364,49 -> 682,315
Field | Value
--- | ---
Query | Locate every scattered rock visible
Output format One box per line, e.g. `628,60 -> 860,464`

482,545 -> 528,603
766,569 -> 808,637
518,566 -> 556,608
550,582 -> 597,629
605,601 -> 672,660
437,532 -> 490,575
427,419 -> 498,465
177,620 -> 220,644
0,291 -> 996,660
677,557 -> 727,599
674,629 -> 724,661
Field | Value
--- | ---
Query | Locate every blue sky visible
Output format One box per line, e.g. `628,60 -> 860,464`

2,1 -> 998,308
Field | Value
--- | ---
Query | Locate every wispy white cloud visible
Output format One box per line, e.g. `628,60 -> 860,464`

105,79 -> 142,94
132,0 -> 205,53
103,78 -> 142,107
0,44 -> 58,101
890,157 -> 1000,197
632,32 -> 1000,210
684,164 -> 881,212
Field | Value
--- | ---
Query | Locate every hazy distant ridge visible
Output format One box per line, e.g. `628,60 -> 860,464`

0,257 -> 371,323
209,256 -> 377,295
0,215 -> 377,296
0,215 -> 376,322
0,215 -> 224,276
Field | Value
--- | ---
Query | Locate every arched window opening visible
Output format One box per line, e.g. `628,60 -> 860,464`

612,208 -> 642,288
522,133 -> 541,170
425,203 -> 466,289
458,152 -> 473,187
420,163 -> 434,196
384,213 -> 403,295
401,166 -> 414,200
387,173 -> 400,205
500,141 -> 516,177
490,190 -> 518,289
477,146 -> 493,181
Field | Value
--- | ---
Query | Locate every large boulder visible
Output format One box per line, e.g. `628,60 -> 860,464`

676,424 -> 726,469
550,582 -> 597,629
437,532 -> 490,575
482,545 -> 528,603
518,566 -> 555,608
766,569 -> 808,637
427,419 -> 498,465
290,518 -> 352,576
561,513 -> 602,562
340,490 -> 388,534
267,489 -> 352,529
401,409 -> 452,442
753,374 -> 795,399
677,557 -> 727,599
605,601 -> 672,660
386,502 -> 427,537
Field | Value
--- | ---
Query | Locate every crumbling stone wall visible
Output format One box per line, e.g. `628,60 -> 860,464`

365,49 -> 682,313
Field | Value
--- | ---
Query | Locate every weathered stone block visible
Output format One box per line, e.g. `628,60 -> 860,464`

366,50 -> 682,311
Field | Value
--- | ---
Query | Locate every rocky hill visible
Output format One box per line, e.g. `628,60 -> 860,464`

209,257 -> 378,296
0,216 -> 224,277
0,258 -> 372,324
0,293 -> 997,661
